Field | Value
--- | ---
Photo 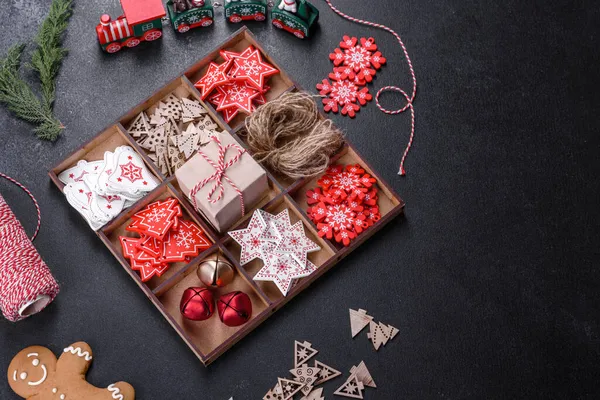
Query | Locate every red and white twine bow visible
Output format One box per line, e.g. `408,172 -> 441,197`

190,136 -> 247,216
323,0 -> 418,176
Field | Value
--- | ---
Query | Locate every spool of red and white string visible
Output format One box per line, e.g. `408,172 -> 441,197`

322,0 -> 418,176
0,173 -> 59,322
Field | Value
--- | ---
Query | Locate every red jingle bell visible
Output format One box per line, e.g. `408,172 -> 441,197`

217,291 -> 252,327
180,287 -> 214,321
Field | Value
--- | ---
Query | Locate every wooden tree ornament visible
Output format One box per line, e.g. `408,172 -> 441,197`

174,123 -> 201,159
349,361 -> 376,388
300,388 -> 325,400
378,323 -> 399,344
334,375 -> 365,399
127,112 -> 151,137
278,377 -> 305,400
295,340 -> 318,367
290,363 -> 321,396
367,321 -> 386,350
313,359 -> 342,385
264,385 -> 284,400
349,308 -> 373,338
181,97 -> 206,122
160,93 -> 183,119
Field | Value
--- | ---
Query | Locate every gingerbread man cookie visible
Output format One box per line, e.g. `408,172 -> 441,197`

7,342 -> 135,400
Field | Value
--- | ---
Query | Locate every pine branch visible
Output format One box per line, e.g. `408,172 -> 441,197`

0,45 -> 63,140
30,0 -> 73,110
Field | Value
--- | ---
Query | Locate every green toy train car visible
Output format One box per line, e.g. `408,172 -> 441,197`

271,0 -> 319,39
223,0 -> 268,23
167,0 -> 214,32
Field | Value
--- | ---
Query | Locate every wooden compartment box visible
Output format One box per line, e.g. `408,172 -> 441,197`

49,27 -> 404,366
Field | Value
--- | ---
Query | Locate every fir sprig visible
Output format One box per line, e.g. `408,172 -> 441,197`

0,45 -> 63,141
30,0 -> 73,110
0,0 -> 73,141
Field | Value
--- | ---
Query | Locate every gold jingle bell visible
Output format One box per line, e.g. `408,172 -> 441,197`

197,254 -> 235,288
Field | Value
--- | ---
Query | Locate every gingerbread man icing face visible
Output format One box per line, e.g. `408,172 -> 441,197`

8,346 -> 57,398
7,342 -> 135,400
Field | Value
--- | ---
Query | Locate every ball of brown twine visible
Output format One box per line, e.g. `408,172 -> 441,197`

243,92 -> 344,180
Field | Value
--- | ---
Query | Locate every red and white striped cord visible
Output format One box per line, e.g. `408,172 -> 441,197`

0,172 -> 41,241
322,0 -> 417,176
189,136 -> 247,217
0,173 -> 59,322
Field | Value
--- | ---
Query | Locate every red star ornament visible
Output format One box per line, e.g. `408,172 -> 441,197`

221,106 -> 240,123
229,49 -> 279,90
162,220 -> 211,263
194,60 -> 232,99
219,45 -> 255,62
216,81 -> 260,114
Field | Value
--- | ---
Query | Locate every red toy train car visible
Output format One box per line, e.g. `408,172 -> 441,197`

96,0 -> 166,53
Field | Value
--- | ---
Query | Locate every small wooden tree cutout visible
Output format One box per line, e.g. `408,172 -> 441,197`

295,340 -> 319,367
349,361 -> 376,388
181,97 -> 207,122
278,377 -> 305,400
161,93 -> 183,119
334,374 -> 365,399
196,115 -> 218,132
378,323 -> 399,346
313,359 -> 342,385
128,112 -> 151,138
263,385 -> 284,400
366,321 -> 386,350
176,123 -> 201,159
349,308 -> 373,338
289,363 -> 321,396
300,387 -> 324,400
387,324 -> 399,340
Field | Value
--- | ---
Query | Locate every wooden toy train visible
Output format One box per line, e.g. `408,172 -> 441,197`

97,0 -> 318,53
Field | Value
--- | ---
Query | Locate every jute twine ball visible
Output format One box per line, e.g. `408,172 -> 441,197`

244,92 -> 344,180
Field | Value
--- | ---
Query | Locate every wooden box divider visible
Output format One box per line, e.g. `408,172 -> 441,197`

151,244 -> 220,297
48,27 -> 405,366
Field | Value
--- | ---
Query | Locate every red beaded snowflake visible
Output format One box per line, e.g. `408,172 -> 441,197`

305,163 -> 381,246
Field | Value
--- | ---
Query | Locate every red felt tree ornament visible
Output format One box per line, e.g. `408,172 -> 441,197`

180,287 -> 215,321
217,291 -> 252,327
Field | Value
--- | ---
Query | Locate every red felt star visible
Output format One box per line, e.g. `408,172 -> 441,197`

216,81 -> 260,114
194,61 -> 232,99
229,49 -> 279,90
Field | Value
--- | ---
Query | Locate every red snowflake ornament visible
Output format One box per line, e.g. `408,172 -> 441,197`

305,163 -> 381,246
329,36 -> 386,81
316,74 -> 371,118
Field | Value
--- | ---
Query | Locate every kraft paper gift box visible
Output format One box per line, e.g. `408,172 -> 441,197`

176,132 -> 268,233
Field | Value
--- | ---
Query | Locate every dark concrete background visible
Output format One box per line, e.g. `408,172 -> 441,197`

1,0 -> 599,398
